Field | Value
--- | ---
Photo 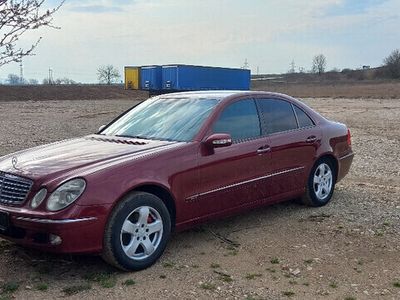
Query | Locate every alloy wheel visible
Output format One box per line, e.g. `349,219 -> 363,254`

120,206 -> 163,261
313,163 -> 333,201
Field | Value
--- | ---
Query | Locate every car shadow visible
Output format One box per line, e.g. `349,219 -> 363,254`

0,197 -> 330,280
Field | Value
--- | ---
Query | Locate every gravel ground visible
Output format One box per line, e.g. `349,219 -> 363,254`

0,97 -> 399,300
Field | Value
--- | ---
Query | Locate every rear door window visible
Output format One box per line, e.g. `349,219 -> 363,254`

213,99 -> 261,142
256,99 -> 298,134
293,105 -> 314,128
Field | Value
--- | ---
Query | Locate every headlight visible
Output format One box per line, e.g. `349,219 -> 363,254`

30,188 -> 47,209
47,179 -> 86,211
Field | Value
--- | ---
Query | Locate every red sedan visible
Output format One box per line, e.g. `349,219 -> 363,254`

0,91 -> 354,270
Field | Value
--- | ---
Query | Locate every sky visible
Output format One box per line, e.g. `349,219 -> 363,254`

0,0 -> 399,83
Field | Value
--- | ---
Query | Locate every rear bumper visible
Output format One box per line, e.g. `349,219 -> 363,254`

337,151 -> 354,182
0,208 -> 107,254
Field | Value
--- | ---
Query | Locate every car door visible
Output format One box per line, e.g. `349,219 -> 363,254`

256,98 -> 321,197
187,98 -> 272,218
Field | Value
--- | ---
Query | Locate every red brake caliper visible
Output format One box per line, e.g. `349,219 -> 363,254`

147,214 -> 154,224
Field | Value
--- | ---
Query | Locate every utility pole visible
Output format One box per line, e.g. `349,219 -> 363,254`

19,62 -> 24,84
289,60 -> 296,74
242,58 -> 249,70
48,68 -> 53,84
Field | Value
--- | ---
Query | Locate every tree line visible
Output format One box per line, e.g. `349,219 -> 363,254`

3,65 -> 121,85
289,50 -> 400,79
4,74 -> 77,85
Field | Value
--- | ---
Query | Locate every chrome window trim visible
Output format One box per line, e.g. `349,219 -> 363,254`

265,124 -> 317,137
15,216 -> 97,224
186,166 -> 305,201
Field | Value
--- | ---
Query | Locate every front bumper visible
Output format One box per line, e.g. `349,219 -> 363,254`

0,207 -> 107,254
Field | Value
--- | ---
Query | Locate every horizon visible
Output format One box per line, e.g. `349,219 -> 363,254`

0,0 -> 399,84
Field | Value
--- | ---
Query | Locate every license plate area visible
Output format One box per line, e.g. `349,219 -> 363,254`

0,211 -> 10,232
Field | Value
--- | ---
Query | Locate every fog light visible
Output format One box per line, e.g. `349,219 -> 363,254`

49,234 -> 62,245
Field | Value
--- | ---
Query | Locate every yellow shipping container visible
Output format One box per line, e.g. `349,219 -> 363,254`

124,67 -> 140,90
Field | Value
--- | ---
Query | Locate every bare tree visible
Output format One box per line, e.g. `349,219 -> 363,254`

97,65 -> 121,85
54,77 -> 76,85
384,49 -> 400,79
312,54 -> 327,75
6,73 -> 21,85
0,0 -> 64,67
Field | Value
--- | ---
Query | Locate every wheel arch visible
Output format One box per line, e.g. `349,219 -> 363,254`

129,183 -> 177,230
316,153 -> 339,182
102,182 -> 175,271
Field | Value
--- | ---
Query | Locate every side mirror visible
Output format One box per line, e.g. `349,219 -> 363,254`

98,125 -> 106,132
204,133 -> 232,149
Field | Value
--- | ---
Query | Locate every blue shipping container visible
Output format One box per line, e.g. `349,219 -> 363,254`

140,65 -> 162,90
162,65 -> 250,91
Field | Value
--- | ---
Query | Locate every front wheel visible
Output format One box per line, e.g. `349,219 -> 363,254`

102,192 -> 171,271
302,159 -> 336,207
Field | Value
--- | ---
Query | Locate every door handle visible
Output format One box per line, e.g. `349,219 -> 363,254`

257,145 -> 271,154
306,136 -> 317,143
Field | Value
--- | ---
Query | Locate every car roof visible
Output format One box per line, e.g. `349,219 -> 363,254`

158,90 -> 290,100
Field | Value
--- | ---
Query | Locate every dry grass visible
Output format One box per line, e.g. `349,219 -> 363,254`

0,85 -> 148,102
1,80 -> 400,103
252,80 -> 400,98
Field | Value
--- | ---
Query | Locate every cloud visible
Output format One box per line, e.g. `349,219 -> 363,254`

69,5 -> 124,13
1,0 -> 399,82
324,0 -> 388,16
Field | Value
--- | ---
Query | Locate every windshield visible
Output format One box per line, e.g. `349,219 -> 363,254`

102,97 -> 219,142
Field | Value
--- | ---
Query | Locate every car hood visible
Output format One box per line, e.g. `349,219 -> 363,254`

0,135 -> 180,180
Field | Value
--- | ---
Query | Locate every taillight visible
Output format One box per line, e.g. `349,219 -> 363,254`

347,129 -> 351,146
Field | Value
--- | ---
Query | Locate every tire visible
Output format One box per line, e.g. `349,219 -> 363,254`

102,191 -> 171,271
301,158 -> 336,207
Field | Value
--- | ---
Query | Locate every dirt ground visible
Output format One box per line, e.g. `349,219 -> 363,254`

0,85 -> 149,102
252,81 -> 400,99
1,80 -> 400,102
0,96 -> 399,300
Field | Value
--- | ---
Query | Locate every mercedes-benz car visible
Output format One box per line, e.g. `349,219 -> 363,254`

0,91 -> 354,271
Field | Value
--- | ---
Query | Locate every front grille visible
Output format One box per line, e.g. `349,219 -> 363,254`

0,172 -> 33,205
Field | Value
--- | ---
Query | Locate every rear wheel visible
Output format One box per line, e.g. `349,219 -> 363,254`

102,192 -> 171,271
302,159 -> 336,207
